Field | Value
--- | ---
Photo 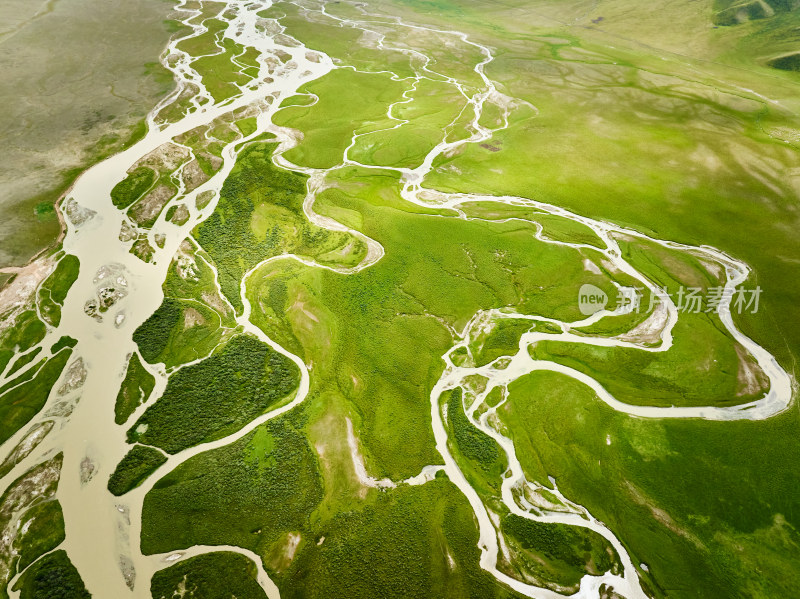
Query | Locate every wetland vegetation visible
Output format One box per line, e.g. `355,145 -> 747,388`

150,552 -> 267,599
1,0 -> 799,598
128,335 -> 299,452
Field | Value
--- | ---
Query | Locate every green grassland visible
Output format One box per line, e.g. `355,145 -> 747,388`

186,0 -> 228,25
441,385 -> 621,590
461,203 -> 607,250
151,552 -> 267,599
176,17 -> 228,57
14,500 -> 66,573
36,254 -> 80,327
0,310 -> 47,374
402,13 -> 800,389
529,317 -> 750,407
142,412 -> 322,555
370,0 -> 800,85
128,335 -> 299,453
132,240 -> 242,369
279,480 -> 527,599
111,167 -> 157,209
108,445 -> 167,496
243,168 -> 642,481
12,550 -> 89,599
216,3 -> 800,597
5,348 -> 43,379
0,349 -> 71,445
141,406 -> 528,598
195,141 -> 366,313
114,353 -> 156,425
236,117 -> 258,137
471,320 -> 533,367
531,235 -> 768,408
444,388 -> 506,496
0,455 -> 66,598
286,0 -> 490,87
191,37 -> 257,102
342,0 -> 800,417
133,296 -> 237,368
272,69 -> 410,169
500,370 -> 800,598
259,2 -> 419,78
348,78 -> 471,169
500,514 -> 619,590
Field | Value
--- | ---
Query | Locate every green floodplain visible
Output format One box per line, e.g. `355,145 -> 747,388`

0,0 -> 799,598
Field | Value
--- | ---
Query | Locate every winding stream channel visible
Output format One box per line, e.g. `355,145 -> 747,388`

0,0 -> 794,598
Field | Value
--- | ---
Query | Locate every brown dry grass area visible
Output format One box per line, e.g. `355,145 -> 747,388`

130,185 -> 176,226
0,257 -> 55,328
0,0 -> 179,267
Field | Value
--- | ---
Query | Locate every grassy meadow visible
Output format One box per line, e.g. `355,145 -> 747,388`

139,1 -> 800,581
3,0 -> 795,597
